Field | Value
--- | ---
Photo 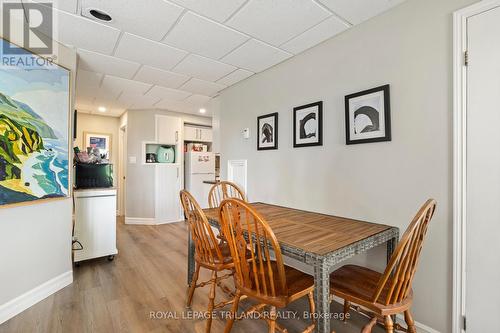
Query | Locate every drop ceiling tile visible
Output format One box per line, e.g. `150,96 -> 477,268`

163,12 -> 248,59
155,99 -> 184,112
48,9 -> 122,54
169,0 -> 247,22
76,70 -> 103,91
183,94 -> 212,106
81,0 -> 184,41
221,39 -> 292,72
173,54 -> 236,82
180,78 -> 226,96
281,16 -> 349,54
30,0 -> 78,13
75,103 -> 95,113
145,86 -> 192,101
93,91 -> 130,108
134,66 -> 190,89
216,68 -> 254,86
118,93 -> 161,109
78,49 -> 141,79
101,75 -> 152,96
318,0 -> 405,25
226,0 -> 331,46
114,33 -> 188,71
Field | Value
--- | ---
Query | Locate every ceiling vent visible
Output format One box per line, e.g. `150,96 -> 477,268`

82,8 -> 113,22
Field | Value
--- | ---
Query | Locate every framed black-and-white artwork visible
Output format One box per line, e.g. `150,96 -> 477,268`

293,101 -> 323,148
345,84 -> 391,145
257,112 -> 278,150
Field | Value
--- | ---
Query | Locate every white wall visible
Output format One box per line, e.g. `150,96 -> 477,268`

0,39 -> 77,322
125,109 -> 211,219
213,0 -> 476,331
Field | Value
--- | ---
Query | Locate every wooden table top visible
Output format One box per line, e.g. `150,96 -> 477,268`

203,202 -> 395,256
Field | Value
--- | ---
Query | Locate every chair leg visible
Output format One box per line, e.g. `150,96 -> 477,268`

268,306 -> 277,333
298,291 -> 316,333
223,291 -> 241,333
205,270 -> 217,333
361,316 -> 377,333
384,315 -> 394,333
308,291 -> 316,328
404,310 -> 417,333
342,300 -> 350,323
186,264 -> 200,308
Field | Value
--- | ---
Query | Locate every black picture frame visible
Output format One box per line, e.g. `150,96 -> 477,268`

345,84 -> 391,145
257,112 -> 278,150
293,101 -> 323,148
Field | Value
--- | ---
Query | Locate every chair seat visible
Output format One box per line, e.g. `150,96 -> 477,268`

330,265 -> 412,315
245,261 -> 314,307
196,242 -> 252,268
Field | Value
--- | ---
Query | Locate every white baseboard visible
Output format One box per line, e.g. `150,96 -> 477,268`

331,297 -> 440,333
125,216 -> 183,225
0,270 -> 73,325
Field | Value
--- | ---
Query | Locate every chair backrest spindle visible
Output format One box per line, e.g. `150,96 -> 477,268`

372,199 -> 437,305
208,181 -> 245,208
180,190 -> 224,266
219,198 -> 287,301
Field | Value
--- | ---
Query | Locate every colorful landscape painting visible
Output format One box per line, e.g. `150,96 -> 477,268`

0,39 -> 70,206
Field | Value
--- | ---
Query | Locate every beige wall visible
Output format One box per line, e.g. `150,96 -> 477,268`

0,25 -> 77,320
213,0 -> 477,331
125,109 -> 211,219
75,113 -> 120,187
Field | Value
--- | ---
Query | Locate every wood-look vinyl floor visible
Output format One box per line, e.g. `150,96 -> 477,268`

0,218 -> 386,333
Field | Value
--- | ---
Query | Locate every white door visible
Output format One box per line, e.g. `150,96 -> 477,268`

155,165 -> 182,223
156,115 -> 181,144
119,125 -> 127,216
466,6 -> 500,331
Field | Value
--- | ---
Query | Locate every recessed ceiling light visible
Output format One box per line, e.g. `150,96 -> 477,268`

98,106 -> 107,112
199,108 -> 206,114
88,9 -> 113,22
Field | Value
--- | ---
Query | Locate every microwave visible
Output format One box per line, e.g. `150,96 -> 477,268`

75,163 -> 113,189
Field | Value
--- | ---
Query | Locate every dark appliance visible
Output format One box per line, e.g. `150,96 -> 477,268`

75,163 -> 113,189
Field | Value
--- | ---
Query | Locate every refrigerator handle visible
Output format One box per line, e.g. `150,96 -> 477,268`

176,167 -> 179,178
175,131 -> 179,142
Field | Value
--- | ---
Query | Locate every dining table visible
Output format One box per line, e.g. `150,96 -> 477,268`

187,202 -> 399,333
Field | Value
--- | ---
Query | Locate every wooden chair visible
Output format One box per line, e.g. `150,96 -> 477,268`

219,198 -> 316,333
208,181 -> 246,208
329,199 -> 437,333
180,190 -> 237,333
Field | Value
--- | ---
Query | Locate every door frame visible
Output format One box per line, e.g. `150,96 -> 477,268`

118,124 -> 127,216
452,1 -> 500,332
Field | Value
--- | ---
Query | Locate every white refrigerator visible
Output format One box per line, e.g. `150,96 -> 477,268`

185,152 -> 215,209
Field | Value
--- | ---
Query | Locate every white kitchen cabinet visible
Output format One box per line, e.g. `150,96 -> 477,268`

184,125 -> 198,141
200,127 -> 213,142
156,115 -> 181,144
74,189 -> 117,262
184,125 -> 213,142
155,164 -> 182,223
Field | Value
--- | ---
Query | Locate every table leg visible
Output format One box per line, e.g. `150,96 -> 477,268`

187,230 -> 195,285
387,236 -> 397,324
387,236 -> 396,264
313,259 -> 330,333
